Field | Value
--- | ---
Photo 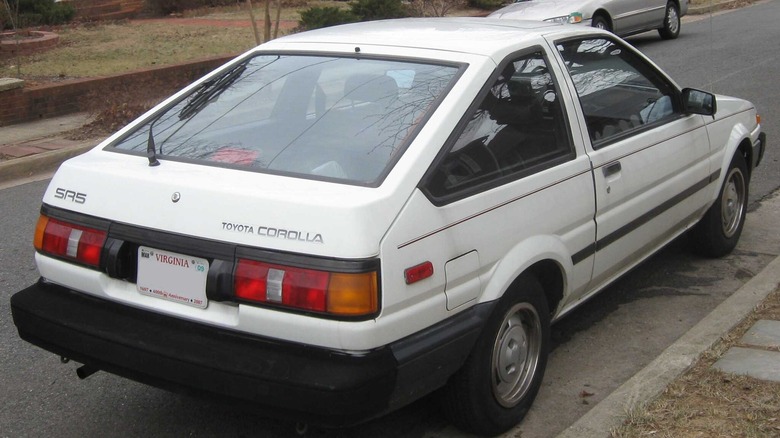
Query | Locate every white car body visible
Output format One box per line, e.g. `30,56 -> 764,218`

12,18 -> 764,435
490,0 -> 689,38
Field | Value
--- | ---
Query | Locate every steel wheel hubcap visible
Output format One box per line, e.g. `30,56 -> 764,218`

721,167 -> 745,237
492,303 -> 542,407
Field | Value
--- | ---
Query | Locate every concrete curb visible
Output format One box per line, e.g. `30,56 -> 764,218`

688,0 -> 753,15
556,254 -> 780,438
0,143 -> 95,186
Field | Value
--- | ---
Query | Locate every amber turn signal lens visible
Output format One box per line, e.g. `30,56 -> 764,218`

33,215 -> 49,251
327,272 -> 378,316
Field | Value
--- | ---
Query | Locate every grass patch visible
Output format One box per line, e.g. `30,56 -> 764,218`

612,288 -> 780,438
0,0 -> 486,82
2,22 -> 256,80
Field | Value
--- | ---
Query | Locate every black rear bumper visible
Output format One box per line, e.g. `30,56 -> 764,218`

11,280 -> 490,427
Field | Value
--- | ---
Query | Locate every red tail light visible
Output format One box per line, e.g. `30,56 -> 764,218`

234,258 -> 378,317
34,215 -> 107,268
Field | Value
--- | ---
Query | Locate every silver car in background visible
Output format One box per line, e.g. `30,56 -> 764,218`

489,0 -> 688,39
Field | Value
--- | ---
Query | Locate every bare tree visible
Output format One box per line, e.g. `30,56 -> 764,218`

408,0 -> 466,17
245,0 -> 283,45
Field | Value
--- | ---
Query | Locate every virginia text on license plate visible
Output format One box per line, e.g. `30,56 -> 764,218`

137,246 -> 209,309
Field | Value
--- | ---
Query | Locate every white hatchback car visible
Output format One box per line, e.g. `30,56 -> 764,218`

490,0 -> 689,39
12,18 -> 765,436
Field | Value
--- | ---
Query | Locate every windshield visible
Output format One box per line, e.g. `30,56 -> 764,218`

109,54 -> 460,186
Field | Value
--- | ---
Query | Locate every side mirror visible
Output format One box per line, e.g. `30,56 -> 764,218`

682,88 -> 717,116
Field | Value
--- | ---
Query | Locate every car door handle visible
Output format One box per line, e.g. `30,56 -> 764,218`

603,161 -> 622,177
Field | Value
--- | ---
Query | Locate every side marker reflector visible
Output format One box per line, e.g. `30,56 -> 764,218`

404,261 -> 433,285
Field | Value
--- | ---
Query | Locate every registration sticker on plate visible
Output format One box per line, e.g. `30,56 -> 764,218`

137,246 -> 209,309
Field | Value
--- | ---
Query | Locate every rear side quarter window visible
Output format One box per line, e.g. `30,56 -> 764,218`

423,49 -> 575,202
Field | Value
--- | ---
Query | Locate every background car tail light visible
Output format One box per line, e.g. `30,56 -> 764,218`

234,259 -> 378,316
34,215 -> 107,268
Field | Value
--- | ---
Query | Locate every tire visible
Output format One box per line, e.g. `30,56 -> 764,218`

591,14 -> 611,32
441,274 -> 550,436
658,2 -> 681,40
691,153 -> 749,257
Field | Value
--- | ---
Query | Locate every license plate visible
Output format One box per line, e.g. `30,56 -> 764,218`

137,246 -> 209,309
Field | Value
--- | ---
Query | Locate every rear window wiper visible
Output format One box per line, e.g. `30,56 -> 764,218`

178,60 -> 249,120
145,60 -> 249,166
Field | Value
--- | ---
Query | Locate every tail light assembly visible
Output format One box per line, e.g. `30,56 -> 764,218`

234,257 -> 379,318
34,211 -> 380,319
34,215 -> 108,268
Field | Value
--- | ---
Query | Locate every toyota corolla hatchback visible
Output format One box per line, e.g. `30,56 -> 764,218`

11,18 -> 765,436
490,0 -> 689,39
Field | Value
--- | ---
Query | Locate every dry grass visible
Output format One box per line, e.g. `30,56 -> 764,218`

1,22 -> 256,81
612,288 -> 780,438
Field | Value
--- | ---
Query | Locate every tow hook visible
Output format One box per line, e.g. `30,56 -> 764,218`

76,364 -> 99,380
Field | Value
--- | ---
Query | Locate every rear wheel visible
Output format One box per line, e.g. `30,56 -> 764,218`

441,274 -> 550,436
691,153 -> 748,257
658,2 -> 681,39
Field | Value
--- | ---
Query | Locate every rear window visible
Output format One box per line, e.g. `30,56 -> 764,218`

109,54 -> 460,186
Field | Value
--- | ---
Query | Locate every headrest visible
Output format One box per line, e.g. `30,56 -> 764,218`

344,74 -> 399,104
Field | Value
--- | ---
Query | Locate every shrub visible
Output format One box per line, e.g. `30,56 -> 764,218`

407,0 -> 465,17
467,0 -> 503,10
350,0 -> 408,21
2,0 -> 75,28
43,1 -> 74,23
298,6 -> 356,30
147,0 -> 202,15
146,0 -> 235,15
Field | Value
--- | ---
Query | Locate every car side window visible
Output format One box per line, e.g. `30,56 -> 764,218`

426,50 -> 574,199
557,38 -> 679,148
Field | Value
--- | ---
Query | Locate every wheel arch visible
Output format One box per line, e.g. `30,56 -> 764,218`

592,9 -> 612,29
525,260 -> 564,318
479,236 -> 570,317
712,122 -> 753,203
737,138 -> 754,180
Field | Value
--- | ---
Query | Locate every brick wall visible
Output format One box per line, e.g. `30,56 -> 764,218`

0,32 -> 60,58
0,54 -> 236,127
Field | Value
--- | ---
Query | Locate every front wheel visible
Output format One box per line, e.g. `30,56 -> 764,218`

592,14 -> 611,32
691,153 -> 749,257
658,2 -> 681,39
441,274 -> 550,436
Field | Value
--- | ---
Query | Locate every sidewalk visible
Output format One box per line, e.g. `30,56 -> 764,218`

0,113 -> 103,187
556,252 -> 780,437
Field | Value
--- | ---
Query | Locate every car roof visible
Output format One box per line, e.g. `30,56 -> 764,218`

266,17 -> 575,57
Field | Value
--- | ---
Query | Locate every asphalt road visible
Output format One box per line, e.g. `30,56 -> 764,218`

626,0 -> 780,203
1,2 -> 779,437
